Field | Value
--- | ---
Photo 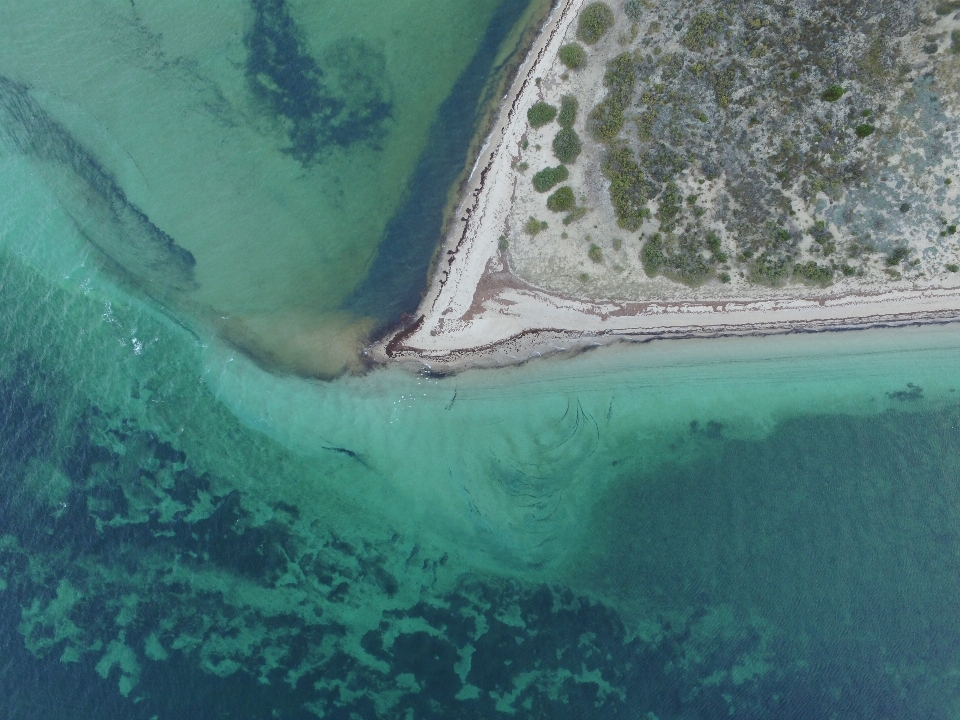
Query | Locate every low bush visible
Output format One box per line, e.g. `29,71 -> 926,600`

589,101 -> 624,141
656,182 -> 683,233
640,232 -> 714,284
641,234 -> 666,276
524,217 -> 548,235
706,231 -> 721,253
886,246 -> 910,265
602,145 -> 649,230
553,127 -> 582,163
624,0 -> 644,22
588,53 -> 635,141
793,261 -> 834,286
558,95 -> 579,129
682,11 -> 720,52
588,243 -> 603,263
947,263 -> 959,272
527,101 -> 557,128
713,63 -> 738,109
563,206 -> 589,225
532,165 -> 569,192
577,2 -> 615,44
558,43 -> 586,69
547,186 -> 576,212
822,85 -> 845,102
854,123 -> 875,138
751,254 -> 790,285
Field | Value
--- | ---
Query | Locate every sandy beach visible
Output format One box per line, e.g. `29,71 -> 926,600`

372,0 -> 960,373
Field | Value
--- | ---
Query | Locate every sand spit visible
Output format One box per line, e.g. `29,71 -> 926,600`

371,0 -> 960,374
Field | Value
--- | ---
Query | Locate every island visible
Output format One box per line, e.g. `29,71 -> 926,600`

373,0 -> 960,373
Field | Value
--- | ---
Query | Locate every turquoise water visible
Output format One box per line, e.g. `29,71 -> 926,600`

2,2 -> 960,718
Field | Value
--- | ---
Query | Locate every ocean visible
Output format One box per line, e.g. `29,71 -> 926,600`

1,1 -> 960,718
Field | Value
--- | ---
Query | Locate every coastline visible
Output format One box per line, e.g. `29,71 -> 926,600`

370,0 -> 960,375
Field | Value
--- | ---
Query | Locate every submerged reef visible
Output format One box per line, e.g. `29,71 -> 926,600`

246,0 -> 393,165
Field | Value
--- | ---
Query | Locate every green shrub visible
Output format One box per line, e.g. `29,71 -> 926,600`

588,53 -> 636,141
558,43 -> 586,69
532,165 -> 569,192
553,128 -> 582,163
718,271 -> 731,283
602,145 -> 649,230
604,53 -> 636,106
527,101 -> 557,127
547,186 -> 576,212
577,2 -> 615,44
558,95 -> 579,129
937,1 -> 960,14
589,101 -> 624,141
947,263 -> 959,272
713,63 -> 738,109
751,255 -> 789,285
563,206 -> 589,225
588,243 -> 603,263
641,234 -> 666,276
624,0 -> 644,22
706,231 -> 721,253
640,233 -> 713,284
854,123 -> 875,138
952,30 -> 960,53
822,85 -> 845,102
656,182 -> 683,232
524,217 -> 548,235
498,235 -> 509,251
886,246 -> 909,265
682,12 -> 719,52
793,261 -> 834,286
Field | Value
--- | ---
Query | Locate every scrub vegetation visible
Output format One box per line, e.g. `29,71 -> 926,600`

577,3 -> 615,44
532,165 -> 569,192
518,0 -> 960,290
525,216 -> 549,235
547,186 -> 576,212
558,95 -> 579,129
527,101 -> 558,127
558,43 -> 587,69
553,127 -> 582,163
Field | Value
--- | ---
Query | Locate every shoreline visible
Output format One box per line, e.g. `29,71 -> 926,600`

370,0 -> 960,375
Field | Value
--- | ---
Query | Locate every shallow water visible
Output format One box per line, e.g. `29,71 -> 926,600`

2,1 -> 960,718
0,0 -> 545,377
